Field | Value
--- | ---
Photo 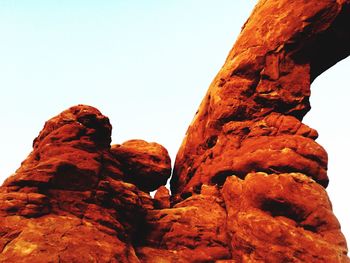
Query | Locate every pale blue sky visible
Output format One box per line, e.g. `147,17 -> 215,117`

1,1 -> 349,242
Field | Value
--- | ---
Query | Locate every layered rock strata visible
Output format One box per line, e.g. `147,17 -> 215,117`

1,0 -> 350,262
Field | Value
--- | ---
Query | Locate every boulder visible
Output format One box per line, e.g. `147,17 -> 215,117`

111,140 -> 171,192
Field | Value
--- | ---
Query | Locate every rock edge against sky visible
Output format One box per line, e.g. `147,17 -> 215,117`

1,0 -> 350,262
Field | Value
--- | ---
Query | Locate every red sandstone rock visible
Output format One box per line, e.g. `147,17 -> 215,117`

140,184 -> 231,262
0,105 -> 155,262
1,0 -> 350,262
221,173 -> 347,262
111,140 -> 171,192
0,215 -> 139,262
172,0 -> 350,197
153,186 -> 170,209
170,0 -> 350,260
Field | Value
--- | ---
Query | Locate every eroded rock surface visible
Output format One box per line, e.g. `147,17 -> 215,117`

111,140 -> 171,192
172,0 -> 350,197
0,105 -> 170,262
221,173 -> 347,262
1,0 -> 350,262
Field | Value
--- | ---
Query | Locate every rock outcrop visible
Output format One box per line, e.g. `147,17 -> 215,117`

172,0 -> 350,197
0,105 -> 170,262
1,0 -> 350,262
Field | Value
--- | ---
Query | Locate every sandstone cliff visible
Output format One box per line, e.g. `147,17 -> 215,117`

1,0 -> 350,262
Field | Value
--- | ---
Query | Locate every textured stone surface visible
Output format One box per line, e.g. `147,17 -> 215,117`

167,0 -> 350,260
172,0 -> 350,197
141,184 -> 230,262
111,140 -> 171,192
153,186 -> 171,209
0,105 -> 168,262
1,0 -> 350,262
221,173 -> 347,262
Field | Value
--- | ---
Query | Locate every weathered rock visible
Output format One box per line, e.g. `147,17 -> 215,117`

0,215 -> 139,263
168,0 -> 350,261
0,105 -> 155,262
221,173 -> 347,262
111,140 -> 171,192
176,113 -> 329,197
140,184 -> 231,262
153,186 -> 170,209
3,104 -> 111,191
1,0 -> 350,262
172,0 -> 350,197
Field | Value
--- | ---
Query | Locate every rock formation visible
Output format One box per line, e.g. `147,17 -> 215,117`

172,0 -> 350,197
0,105 -> 171,262
1,0 -> 350,262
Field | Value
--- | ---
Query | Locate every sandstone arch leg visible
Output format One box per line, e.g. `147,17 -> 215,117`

169,0 -> 350,261
172,0 -> 350,197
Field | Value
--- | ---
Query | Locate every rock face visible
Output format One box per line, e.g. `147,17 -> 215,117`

0,105 -> 171,262
1,0 -> 350,262
172,0 -> 350,197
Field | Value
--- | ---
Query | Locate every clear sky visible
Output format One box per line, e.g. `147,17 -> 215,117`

1,0 -> 349,243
